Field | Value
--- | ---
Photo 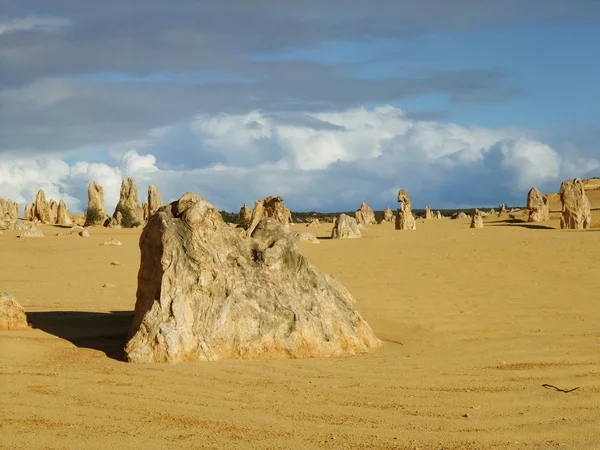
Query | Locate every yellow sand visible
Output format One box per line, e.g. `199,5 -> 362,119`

1,214 -> 599,450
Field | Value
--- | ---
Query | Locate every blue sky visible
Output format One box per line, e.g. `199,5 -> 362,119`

1,1 -> 599,212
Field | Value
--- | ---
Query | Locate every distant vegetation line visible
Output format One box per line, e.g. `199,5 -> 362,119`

220,206 -> 526,224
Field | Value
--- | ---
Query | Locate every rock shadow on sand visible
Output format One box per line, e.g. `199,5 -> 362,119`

27,311 -> 133,361
489,218 -> 555,230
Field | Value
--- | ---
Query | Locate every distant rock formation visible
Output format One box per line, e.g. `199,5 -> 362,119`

559,178 -> 591,230
239,203 -> 252,227
147,184 -> 162,219
527,187 -> 550,222
498,203 -> 508,215
0,292 -> 29,331
295,232 -> 320,244
354,202 -> 376,226
56,200 -> 72,226
85,182 -> 109,227
425,206 -> 433,219
112,178 -> 144,228
382,207 -> 394,223
452,212 -> 468,220
247,196 -> 292,235
31,190 -> 51,223
24,204 -> 32,221
306,218 -> 320,227
434,211 -> 442,219
331,214 -> 362,239
49,200 -> 58,224
0,199 -> 19,221
470,209 -> 484,228
124,193 -> 379,363
142,203 -> 149,221
395,189 -> 416,231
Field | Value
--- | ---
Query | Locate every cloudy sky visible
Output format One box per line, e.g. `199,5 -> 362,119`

1,1 -> 600,213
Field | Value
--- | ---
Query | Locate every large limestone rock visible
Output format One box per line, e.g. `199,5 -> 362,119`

331,214 -> 362,239
239,203 -> 252,227
527,187 -> 550,222
124,193 -> 379,363
112,178 -> 144,228
48,200 -> 58,224
31,190 -> 51,223
56,200 -> 72,226
382,207 -> 394,223
424,206 -> 433,220
559,178 -> 592,230
142,203 -> 149,221
147,184 -> 162,219
470,209 -> 484,228
85,182 -> 109,227
18,226 -> 44,238
498,203 -> 508,215
24,204 -> 32,221
306,218 -> 320,227
247,196 -> 292,234
0,292 -> 29,331
395,189 -> 416,231
0,199 -> 19,220
354,202 -> 376,226
434,211 -> 442,219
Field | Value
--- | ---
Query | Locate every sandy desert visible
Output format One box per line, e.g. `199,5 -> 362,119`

1,187 -> 599,450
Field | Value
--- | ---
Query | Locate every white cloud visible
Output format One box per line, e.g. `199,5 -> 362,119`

0,106 -> 597,213
0,17 -> 71,37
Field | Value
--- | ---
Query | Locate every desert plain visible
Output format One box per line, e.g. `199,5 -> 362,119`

1,194 -> 600,450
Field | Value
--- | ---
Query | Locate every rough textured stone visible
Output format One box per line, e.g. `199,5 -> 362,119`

247,196 -> 292,234
56,200 -> 73,226
102,238 -> 122,246
0,292 -> 29,331
112,178 -> 144,227
295,232 -> 320,244
527,187 -> 550,222
395,189 -> 416,231
559,178 -> 592,230
470,209 -> 484,229
31,190 -> 51,223
0,199 -> 19,221
425,206 -> 433,220
499,203 -> 508,215
306,218 -> 320,227
354,202 -> 376,226
434,211 -> 442,219
124,193 -> 379,363
18,227 -> 44,238
239,203 -> 252,227
452,212 -> 468,220
24,204 -> 32,221
85,182 -> 109,227
79,229 -> 90,238
48,200 -> 58,224
147,184 -> 162,219
331,214 -> 362,239
382,207 -> 394,223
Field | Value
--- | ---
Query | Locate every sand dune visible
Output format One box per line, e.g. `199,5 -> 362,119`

1,216 -> 599,449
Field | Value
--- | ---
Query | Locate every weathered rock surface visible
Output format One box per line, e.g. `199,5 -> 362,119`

0,199 -> 19,221
331,214 -> 362,239
434,211 -> 442,219
306,218 -> 320,227
247,196 -> 292,234
425,206 -> 433,220
18,227 -> 44,238
56,200 -> 72,226
470,209 -> 484,229
112,178 -> 144,227
102,238 -> 122,246
559,178 -> 592,230
527,187 -> 550,222
499,203 -> 508,215
142,203 -> 149,221
354,202 -> 376,226
295,232 -> 320,244
147,184 -> 162,219
0,292 -> 29,331
49,200 -> 58,224
395,189 -> 416,231
239,203 -> 252,227
382,207 -> 394,223
79,229 -> 90,238
452,212 -> 468,220
24,204 -> 32,221
31,190 -> 51,223
124,193 -> 379,363
85,182 -> 109,227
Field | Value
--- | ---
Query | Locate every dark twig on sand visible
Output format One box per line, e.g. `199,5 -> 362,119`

542,384 -> 580,393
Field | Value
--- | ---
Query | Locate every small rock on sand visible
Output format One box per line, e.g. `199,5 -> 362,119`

102,238 -> 122,246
